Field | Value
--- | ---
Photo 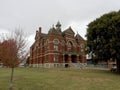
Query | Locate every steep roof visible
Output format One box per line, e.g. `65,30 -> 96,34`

35,31 -> 47,40
63,26 -> 75,35
48,27 -> 61,35
40,33 -> 47,37
75,33 -> 84,41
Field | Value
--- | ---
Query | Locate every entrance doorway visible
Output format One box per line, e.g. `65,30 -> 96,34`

64,55 -> 68,63
71,55 -> 77,63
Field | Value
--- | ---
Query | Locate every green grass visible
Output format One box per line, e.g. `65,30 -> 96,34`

0,68 -> 120,90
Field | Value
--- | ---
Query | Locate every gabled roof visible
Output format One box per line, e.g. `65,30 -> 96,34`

40,33 -> 47,37
35,32 -> 47,40
63,26 -> 75,35
48,27 -> 61,35
75,33 -> 84,41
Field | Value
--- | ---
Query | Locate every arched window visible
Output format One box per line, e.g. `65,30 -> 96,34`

68,41 -> 72,52
54,39 -> 59,51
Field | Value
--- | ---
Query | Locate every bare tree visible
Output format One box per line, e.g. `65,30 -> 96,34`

0,28 -> 29,90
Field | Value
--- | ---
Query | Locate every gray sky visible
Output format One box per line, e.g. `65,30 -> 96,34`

0,0 -> 120,46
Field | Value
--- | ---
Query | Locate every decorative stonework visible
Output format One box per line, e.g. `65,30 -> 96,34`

30,22 -> 86,67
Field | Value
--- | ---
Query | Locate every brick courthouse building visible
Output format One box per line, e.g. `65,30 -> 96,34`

30,22 -> 86,67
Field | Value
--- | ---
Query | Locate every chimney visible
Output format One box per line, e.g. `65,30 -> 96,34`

39,27 -> 41,34
36,30 -> 38,34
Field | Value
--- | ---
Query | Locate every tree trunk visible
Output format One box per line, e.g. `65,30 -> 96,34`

116,59 -> 120,73
9,67 -> 14,90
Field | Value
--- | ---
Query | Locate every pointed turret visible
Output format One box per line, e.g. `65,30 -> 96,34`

56,21 -> 61,32
48,24 -> 61,35
48,22 -> 62,35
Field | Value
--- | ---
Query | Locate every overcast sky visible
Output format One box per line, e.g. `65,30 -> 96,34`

0,0 -> 120,47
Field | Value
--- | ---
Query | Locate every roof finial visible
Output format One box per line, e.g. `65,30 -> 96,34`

56,21 -> 61,32
56,21 -> 61,29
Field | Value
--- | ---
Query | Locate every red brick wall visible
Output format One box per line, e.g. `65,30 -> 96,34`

30,27 -> 86,65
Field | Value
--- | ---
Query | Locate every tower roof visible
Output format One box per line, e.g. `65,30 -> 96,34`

55,21 -> 62,33
48,26 -> 61,35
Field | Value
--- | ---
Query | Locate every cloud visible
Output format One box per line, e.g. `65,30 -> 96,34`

0,0 -> 120,47
0,28 -> 10,37
27,34 -> 35,47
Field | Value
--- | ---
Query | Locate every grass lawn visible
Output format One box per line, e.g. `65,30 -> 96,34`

0,68 -> 120,90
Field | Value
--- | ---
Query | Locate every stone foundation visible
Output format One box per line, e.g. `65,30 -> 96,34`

29,63 -> 87,68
